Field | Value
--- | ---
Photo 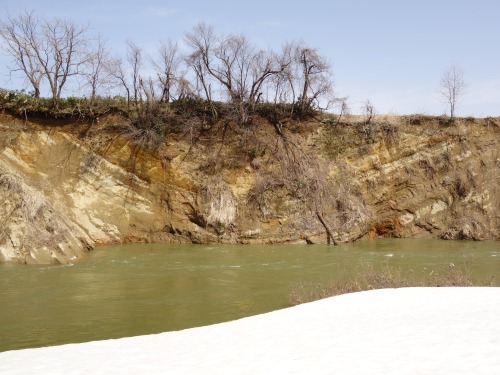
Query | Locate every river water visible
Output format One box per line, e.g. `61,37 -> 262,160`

1,239 -> 499,352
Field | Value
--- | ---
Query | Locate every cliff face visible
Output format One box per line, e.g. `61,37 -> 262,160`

0,113 -> 498,264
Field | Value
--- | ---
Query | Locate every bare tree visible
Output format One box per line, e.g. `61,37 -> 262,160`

246,48 -> 287,109
295,43 -> 333,114
126,41 -> 143,104
108,56 -> 131,106
176,76 -> 194,100
268,41 -> 334,116
271,42 -> 296,106
186,50 -> 213,102
0,11 -> 44,97
1,13 -> 334,120
0,10 -> 89,107
84,35 -> 114,103
439,65 -> 466,119
185,22 -> 286,124
215,34 -> 285,123
152,39 -> 182,103
108,41 -> 143,107
333,96 -> 350,126
361,99 -> 376,143
138,76 -> 157,103
362,99 -> 375,124
184,22 -> 215,103
41,18 -> 89,107
186,26 -> 247,103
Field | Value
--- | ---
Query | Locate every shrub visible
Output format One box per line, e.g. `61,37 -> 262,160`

289,261 -> 490,306
118,102 -> 176,150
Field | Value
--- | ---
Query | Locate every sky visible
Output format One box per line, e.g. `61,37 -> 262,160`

1,0 -> 499,116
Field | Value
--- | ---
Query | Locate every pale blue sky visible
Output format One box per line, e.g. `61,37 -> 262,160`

1,0 -> 499,116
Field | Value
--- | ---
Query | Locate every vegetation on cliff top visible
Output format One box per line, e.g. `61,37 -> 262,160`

0,9 -> 471,131
0,10 -> 341,132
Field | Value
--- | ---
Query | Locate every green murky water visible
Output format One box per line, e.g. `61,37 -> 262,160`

1,239 -> 498,352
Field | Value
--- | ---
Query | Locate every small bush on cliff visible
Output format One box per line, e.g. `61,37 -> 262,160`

118,102 -> 175,150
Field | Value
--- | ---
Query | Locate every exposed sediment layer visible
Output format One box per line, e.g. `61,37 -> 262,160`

1,113 -> 498,263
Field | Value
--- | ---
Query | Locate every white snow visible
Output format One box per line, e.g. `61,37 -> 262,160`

1,287 -> 499,374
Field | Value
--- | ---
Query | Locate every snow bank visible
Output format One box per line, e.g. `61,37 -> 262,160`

1,287 -> 499,374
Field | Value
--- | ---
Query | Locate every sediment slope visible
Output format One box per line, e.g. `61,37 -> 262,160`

0,113 -> 498,263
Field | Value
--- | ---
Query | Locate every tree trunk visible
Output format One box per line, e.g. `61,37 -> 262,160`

316,211 -> 337,245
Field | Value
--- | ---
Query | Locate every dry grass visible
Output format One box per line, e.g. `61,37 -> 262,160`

289,261 -> 490,306
323,124 -> 361,159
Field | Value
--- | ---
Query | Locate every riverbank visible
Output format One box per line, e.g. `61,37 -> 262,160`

1,112 -> 499,264
1,287 -> 499,374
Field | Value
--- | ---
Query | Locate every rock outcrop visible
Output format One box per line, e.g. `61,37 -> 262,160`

0,113 -> 498,263
0,171 -> 92,263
